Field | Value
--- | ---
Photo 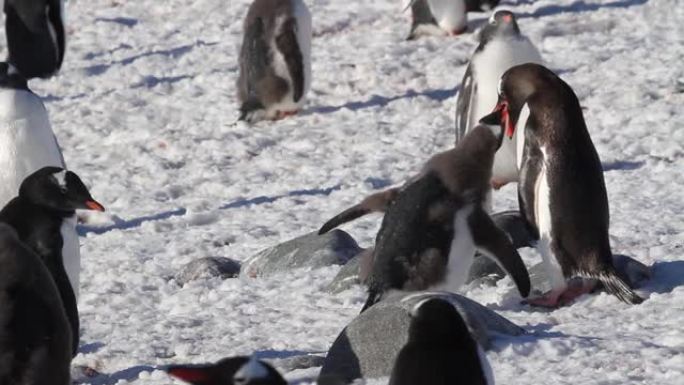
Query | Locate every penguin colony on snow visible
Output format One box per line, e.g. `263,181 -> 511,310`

0,0 -> 649,384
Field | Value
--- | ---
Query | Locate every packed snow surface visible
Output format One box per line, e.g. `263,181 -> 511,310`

8,0 -> 683,384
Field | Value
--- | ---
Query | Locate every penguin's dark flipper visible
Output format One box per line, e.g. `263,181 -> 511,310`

318,188 -> 399,235
490,210 -> 537,249
468,208 -> 531,297
455,64 -> 475,142
276,18 -> 305,102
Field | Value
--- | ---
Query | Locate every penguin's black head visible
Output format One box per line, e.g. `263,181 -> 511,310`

19,167 -> 105,213
167,356 -> 286,385
0,62 -> 28,90
478,109 -> 506,149
408,298 -> 475,346
479,10 -> 521,43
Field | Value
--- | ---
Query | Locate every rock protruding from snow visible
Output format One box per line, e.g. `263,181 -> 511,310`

175,257 -> 241,285
241,230 -> 362,278
319,291 -> 525,383
270,354 -> 326,373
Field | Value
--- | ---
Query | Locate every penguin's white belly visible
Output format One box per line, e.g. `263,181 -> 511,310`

433,204 -> 475,293
61,216 -> 80,298
534,148 -> 566,291
267,0 -> 312,117
428,0 -> 466,33
0,90 -> 64,207
469,38 -> 542,182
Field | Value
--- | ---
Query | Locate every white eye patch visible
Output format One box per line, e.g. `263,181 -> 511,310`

488,12 -> 497,24
52,170 -> 68,191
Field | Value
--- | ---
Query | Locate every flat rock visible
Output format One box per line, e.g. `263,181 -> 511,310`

270,354 -> 326,373
326,253 -> 363,294
175,257 -> 241,285
318,291 -> 525,383
241,230 -> 362,278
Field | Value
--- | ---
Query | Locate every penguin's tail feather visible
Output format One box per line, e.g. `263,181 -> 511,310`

594,269 -> 644,305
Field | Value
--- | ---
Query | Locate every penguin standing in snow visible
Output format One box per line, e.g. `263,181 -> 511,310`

4,0 -> 66,78
0,63 -> 87,301
455,10 -> 542,190
389,298 -> 494,385
167,355 -> 286,385
237,0 -> 312,122
0,166 -> 105,355
0,223 -> 72,385
320,118 -> 531,312
494,63 -> 643,306
405,0 -> 468,40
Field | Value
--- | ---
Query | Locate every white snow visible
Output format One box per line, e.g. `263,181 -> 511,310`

7,0 -> 682,384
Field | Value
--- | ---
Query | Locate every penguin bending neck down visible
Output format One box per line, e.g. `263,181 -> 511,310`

0,223 -> 72,385
237,0 -> 312,123
494,63 -> 644,307
167,355 -> 287,385
0,166 -> 105,356
4,0 -> 66,79
321,116 -> 531,313
389,298 -> 494,385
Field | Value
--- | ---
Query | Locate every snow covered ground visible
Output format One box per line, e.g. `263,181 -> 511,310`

6,0 -> 683,383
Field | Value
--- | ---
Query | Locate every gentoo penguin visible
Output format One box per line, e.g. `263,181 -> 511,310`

455,10 -> 542,189
0,63 -> 85,297
237,0 -> 312,122
320,119 -> 531,312
389,298 -> 494,385
494,63 -> 643,306
4,0 -> 66,79
0,223 -> 72,385
465,0 -> 500,12
167,355 -> 287,385
405,0 -> 468,40
0,166 -> 105,356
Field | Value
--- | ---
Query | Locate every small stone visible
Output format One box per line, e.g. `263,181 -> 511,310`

241,230 -> 361,278
319,291 -> 525,383
270,354 -> 326,373
175,257 -> 241,286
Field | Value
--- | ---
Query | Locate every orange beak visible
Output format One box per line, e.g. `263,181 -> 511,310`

84,200 -> 105,212
495,100 -> 515,138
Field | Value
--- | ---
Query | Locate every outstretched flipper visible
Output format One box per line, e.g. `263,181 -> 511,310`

319,188 -> 399,235
455,64 -> 476,141
491,210 -> 536,249
239,17 -> 269,120
276,18 -> 304,102
468,207 -> 531,297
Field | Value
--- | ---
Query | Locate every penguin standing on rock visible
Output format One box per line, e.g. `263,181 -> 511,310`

320,118 -> 531,312
167,355 -> 287,385
0,166 -> 105,356
405,0 -> 468,40
493,63 -> 644,307
4,0 -> 66,78
455,10 -> 542,190
389,298 -> 494,385
0,223 -> 72,385
237,0 -> 312,122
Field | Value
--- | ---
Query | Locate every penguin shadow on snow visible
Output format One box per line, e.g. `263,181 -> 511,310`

308,87 -> 456,115
78,365 -> 156,385
646,260 -> 684,294
601,160 -> 645,172
517,0 -> 649,19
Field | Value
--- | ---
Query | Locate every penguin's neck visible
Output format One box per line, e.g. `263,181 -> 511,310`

18,195 -> 74,219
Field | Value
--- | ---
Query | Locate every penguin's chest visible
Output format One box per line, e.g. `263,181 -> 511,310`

533,148 -> 552,238
60,216 -> 81,298
435,204 -> 476,292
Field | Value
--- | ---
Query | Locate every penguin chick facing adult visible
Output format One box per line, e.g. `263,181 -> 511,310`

353,118 -> 530,312
494,63 -> 643,306
0,166 -> 105,356
0,223 -> 72,385
4,0 -> 66,79
237,0 -> 312,123
405,0 -> 468,40
455,10 -> 542,190
167,355 -> 287,385
389,298 -> 494,385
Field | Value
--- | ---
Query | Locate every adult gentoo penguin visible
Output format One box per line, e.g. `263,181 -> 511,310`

0,223 -> 72,385
4,0 -> 66,78
167,355 -> 287,385
455,10 -> 542,189
465,0 -> 500,12
389,298 -> 494,385
0,166 -> 105,356
494,63 -> 643,306
405,0 -> 467,40
321,118 -> 531,312
237,0 -> 312,122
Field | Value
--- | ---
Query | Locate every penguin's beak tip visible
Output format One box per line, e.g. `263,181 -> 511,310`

84,200 -> 105,212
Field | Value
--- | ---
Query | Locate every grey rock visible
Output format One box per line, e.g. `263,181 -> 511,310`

241,230 -> 362,278
319,291 -> 525,383
326,253 -> 363,294
270,354 -> 326,373
175,257 -> 241,285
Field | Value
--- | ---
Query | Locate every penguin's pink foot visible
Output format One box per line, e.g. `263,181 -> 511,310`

491,178 -> 509,190
275,110 -> 298,120
449,26 -> 468,36
525,280 -> 598,308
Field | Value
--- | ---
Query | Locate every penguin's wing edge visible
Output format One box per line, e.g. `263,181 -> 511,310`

276,18 -> 304,102
455,64 -> 475,142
